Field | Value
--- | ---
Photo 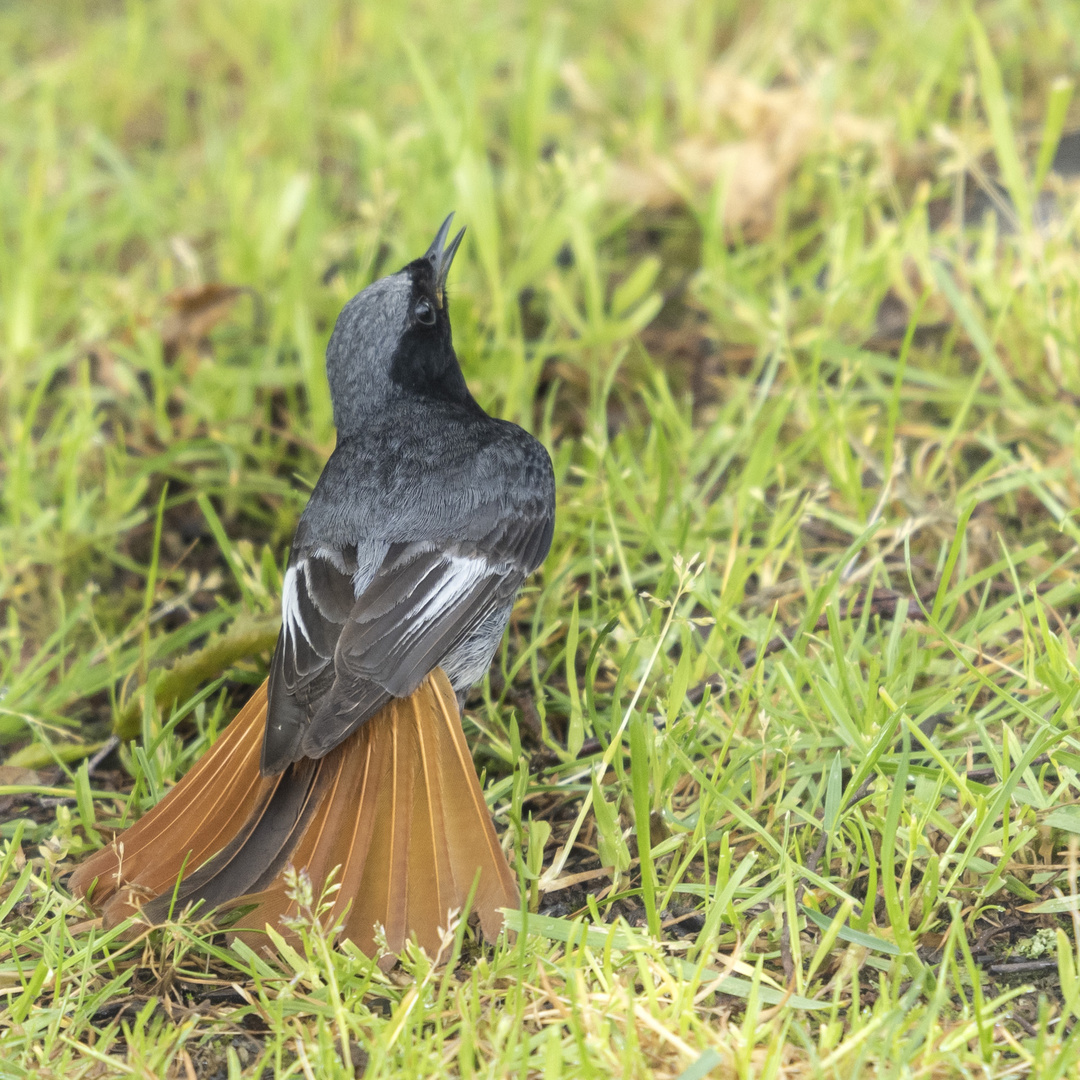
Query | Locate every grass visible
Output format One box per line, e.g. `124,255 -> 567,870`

3,0 -> 1080,1075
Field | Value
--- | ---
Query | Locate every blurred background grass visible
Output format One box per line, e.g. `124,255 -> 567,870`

3,0 -> 1079,748
4,1 -> 1080,1076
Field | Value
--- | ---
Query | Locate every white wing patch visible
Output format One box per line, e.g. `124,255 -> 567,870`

414,553 -> 491,614
391,554 -> 492,648
280,565 -> 312,652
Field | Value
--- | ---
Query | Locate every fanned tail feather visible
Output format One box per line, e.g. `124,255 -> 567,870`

70,671 -> 518,958
229,669 -> 518,956
68,681 -> 274,924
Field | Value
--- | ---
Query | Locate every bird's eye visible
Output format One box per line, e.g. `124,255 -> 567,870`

415,298 -> 436,325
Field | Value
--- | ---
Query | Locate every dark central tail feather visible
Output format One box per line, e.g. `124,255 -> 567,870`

70,670 -> 519,957
141,756 -> 322,922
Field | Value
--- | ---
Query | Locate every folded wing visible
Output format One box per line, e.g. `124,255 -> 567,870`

261,506 -> 550,774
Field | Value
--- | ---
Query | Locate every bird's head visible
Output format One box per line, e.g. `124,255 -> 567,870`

325,214 -> 469,433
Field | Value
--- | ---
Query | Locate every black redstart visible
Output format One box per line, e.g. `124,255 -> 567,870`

71,215 -> 555,955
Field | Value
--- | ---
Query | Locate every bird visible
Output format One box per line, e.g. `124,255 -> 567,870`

69,215 -> 556,960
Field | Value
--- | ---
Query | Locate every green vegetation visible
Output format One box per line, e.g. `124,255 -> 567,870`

3,0 -> 1080,1075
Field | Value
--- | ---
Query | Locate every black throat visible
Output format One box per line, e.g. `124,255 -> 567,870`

388,259 -> 476,407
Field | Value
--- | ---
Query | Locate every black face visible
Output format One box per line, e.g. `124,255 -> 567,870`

387,259 -> 477,406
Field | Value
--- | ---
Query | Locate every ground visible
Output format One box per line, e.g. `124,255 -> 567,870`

2,1 -> 1080,1077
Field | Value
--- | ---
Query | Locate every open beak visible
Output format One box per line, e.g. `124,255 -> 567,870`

425,213 -> 466,308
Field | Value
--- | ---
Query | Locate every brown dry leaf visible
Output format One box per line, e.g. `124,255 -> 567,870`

0,765 -> 44,817
161,283 -> 245,365
608,68 -> 891,239
0,765 -> 45,785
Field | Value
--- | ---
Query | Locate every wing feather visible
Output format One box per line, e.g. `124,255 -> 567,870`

261,501 -> 550,773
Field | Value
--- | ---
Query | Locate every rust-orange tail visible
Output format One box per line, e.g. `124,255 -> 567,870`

69,670 -> 518,958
